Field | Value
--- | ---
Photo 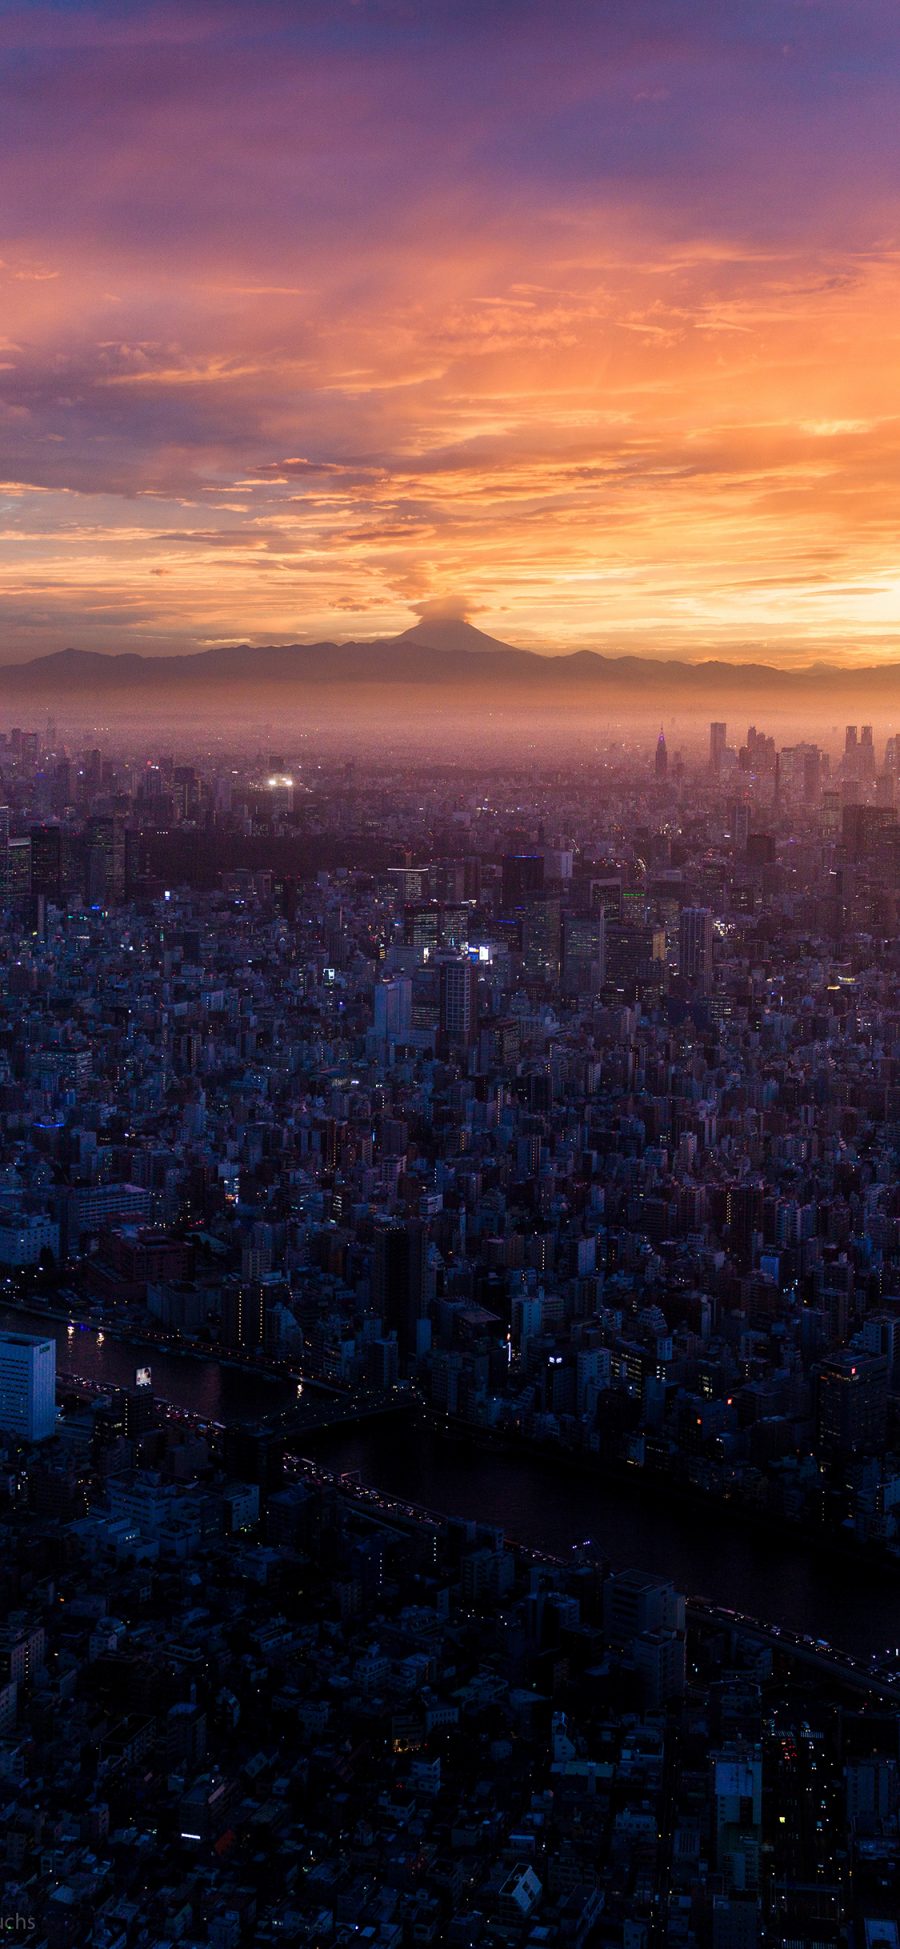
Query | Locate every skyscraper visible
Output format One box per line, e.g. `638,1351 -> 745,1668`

817,1350 -> 888,1460
709,723 -> 727,774
373,975 -> 412,1045
372,1220 -> 431,1367
439,956 -> 479,1048
0,1332 -> 56,1442
860,723 -> 875,782
501,853 -> 544,909
561,911 -> 606,996
521,895 -> 561,984
655,727 -> 668,778
29,824 -> 63,902
679,906 -> 714,994
85,815 -> 126,904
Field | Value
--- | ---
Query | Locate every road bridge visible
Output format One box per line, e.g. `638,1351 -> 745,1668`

689,1599 -> 900,1704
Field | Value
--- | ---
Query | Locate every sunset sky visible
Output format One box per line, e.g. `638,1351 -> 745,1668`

2,0 -> 900,664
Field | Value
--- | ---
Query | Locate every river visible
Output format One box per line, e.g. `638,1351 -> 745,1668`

4,1304 -> 898,1657
0,1305 -> 296,1426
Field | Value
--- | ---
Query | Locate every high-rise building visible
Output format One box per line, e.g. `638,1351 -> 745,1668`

713,1743 -> 763,1894
6,838 -> 31,904
561,911 -> 606,996
679,906 -> 714,993
604,920 -> 666,992
439,956 -> 479,1048
373,975 -> 412,1045
817,1350 -> 888,1460
372,1221 -> 431,1367
726,1183 -> 764,1270
29,824 -> 63,902
709,723 -> 727,773
501,853 -> 544,909
85,815 -> 125,904
0,1332 -> 56,1442
220,1277 -> 274,1352
860,723 -> 876,782
521,895 -> 561,983
655,727 -> 668,778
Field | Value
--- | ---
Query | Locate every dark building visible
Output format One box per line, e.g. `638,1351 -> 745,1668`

842,803 -> 897,863
29,825 -> 63,902
221,1424 -> 285,1493
501,852 -> 544,909
521,895 -> 561,984
561,911 -> 606,996
439,955 -> 479,1050
604,920 -> 666,992
817,1351 -> 888,1460
221,1278 -> 270,1352
372,1221 -> 431,1367
679,906 -> 714,994
726,1183 -> 764,1270
85,815 -> 126,904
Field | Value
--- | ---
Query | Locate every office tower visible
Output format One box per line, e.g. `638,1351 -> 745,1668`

561,911 -> 606,996
29,824 -> 63,902
85,815 -> 126,904
709,722 -> 727,774
817,1350 -> 888,1460
713,1745 -> 763,1893
679,906 -> 714,993
372,1220 -> 431,1367
728,802 -> 750,849
220,1277 -> 281,1352
803,744 -> 823,803
655,727 -> 668,778
844,724 -> 858,779
604,920 -> 666,992
726,1183 -> 764,1269
83,747 -> 104,794
6,838 -> 31,904
373,975 -> 412,1044
439,956 -> 479,1048
0,1333 -> 56,1442
860,723 -> 875,780
521,894 -> 561,983
776,744 -> 823,805
501,852 -> 544,909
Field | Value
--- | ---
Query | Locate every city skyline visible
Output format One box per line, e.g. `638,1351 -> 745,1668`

2,1 -> 900,666
2,710 -> 900,1938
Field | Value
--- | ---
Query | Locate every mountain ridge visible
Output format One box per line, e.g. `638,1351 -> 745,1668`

0,627 -> 898,695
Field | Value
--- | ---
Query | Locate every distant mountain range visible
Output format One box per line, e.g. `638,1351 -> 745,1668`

0,616 -> 898,698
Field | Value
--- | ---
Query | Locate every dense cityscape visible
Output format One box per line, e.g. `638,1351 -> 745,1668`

0,717 -> 898,1945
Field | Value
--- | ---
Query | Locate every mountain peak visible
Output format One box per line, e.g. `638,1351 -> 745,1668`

394,616 -> 518,655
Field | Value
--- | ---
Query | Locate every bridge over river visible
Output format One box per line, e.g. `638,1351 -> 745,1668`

689,1599 -> 900,1705
260,1382 -> 410,1443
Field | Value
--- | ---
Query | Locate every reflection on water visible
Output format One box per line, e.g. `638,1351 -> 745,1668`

0,1307 -> 295,1425
4,1304 -> 898,1656
309,1421 -> 900,1660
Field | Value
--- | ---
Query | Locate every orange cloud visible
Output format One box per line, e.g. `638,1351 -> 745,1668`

0,1 -> 899,661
